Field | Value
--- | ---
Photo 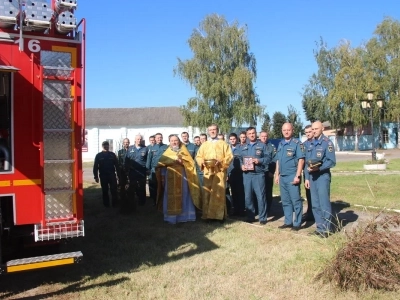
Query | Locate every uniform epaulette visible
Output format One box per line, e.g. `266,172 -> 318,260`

292,138 -> 299,144
323,136 -> 330,142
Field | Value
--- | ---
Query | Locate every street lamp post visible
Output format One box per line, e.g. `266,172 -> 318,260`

360,91 -> 384,162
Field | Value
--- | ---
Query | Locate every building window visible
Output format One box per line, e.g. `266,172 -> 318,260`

382,129 -> 389,144
106,139 -> 113,152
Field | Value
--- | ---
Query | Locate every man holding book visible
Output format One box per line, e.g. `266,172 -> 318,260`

304,121 -> 336,238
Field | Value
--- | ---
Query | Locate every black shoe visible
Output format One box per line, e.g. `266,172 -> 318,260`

245,219 -> 256,223
291,226 -> 301,231
308,230 -> 329,238
259,221 -> 267,225
301,214 -> 314,222
278,224 -> 293,229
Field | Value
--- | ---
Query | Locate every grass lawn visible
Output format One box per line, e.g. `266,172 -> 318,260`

331,174 -> 400,209
1,183 -> 399,299
333,158 -> 400,172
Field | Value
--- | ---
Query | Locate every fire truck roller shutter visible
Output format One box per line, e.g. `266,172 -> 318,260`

0,66 -> 19,72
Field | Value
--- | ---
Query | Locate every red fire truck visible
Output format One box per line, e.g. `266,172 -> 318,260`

0,0 -> 85,273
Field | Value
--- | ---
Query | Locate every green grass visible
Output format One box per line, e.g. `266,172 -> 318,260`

331,174 -> 400,209
272,173 -> 400,210
1,183 -> 398,299
333,158 -> 400,172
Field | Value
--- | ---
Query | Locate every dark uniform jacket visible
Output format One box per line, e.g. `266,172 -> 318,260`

240,141 -> 271,174
117,148 -> 129,172
93,151 -> 119,179
274,138 -> 305,176
228,144 -> 242,177
304,135 -> 336,180
146,143 -> 168,172
125,145 -> 148,178
183,142 -> 196,159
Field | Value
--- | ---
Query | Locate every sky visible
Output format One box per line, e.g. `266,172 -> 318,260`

77,0 -> 400,126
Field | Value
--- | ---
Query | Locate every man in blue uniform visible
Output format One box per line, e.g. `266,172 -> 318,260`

148,135 -> 155,147
117,138 -> 130,199
241,127 -> 271,225
259,131 -> 276,215
93,141 -> 119,207
302,125 -> 315,222
227,133 -> 245,216
181,131 -> 196,159
274,123 -> 305,231
239,131 -> 247,147
146,133 -> 168,205
304,121 -> 336,237
193,136 -> 201,147
126,134 -> 148,207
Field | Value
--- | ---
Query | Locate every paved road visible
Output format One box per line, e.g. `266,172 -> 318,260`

336,148 -> 400,162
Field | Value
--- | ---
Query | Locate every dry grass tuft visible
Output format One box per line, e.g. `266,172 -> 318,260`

317,214 -> 400,291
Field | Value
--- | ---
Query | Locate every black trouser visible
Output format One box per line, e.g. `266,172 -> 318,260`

228,173 -> 245,215
148,171 -> 158,203
265,172 -> 274,214
100,173 -> 118,207
119,170 -> 128,187
305,187 -> 314,219
119,170 -> 128,197
128,172 -> 147,206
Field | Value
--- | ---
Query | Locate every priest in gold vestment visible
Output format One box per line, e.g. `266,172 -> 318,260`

196,124 -> 233,220
156,135 -> 201,224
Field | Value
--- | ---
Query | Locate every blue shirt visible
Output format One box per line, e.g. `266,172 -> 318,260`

264,141 -> 276,173
183,142 -> 196,159
146,143 -> 168,171
228,144 -> 242,176
126,145 -> 148,177
304,135 -> 336,180
275,138 -> 305,176
240,141 -> 271,174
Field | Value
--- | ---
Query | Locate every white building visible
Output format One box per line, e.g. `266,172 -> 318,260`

82,107 -> 201,160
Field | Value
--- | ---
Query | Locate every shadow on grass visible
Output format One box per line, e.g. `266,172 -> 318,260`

1,277 -> 130,300
331,200 -> 358,233
0,184 -> 221,298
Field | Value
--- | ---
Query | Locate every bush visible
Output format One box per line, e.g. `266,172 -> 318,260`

317,214 -> 400,291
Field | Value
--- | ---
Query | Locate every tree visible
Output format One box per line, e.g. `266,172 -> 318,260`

301,39 -> 372,150
302,75 -> 329,123
271,111 -> 286,139
301,39 -> 339,127
287,105 -> 303,138
261,112 -> 272,133
367,17 -> 400,148
174,14 -> 263,133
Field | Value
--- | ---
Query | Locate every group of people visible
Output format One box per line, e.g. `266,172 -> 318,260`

93,120 -> 336,237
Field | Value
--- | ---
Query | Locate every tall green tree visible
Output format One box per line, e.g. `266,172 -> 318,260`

367,17 -> 400,148
271,111 -> 286,139
261,112 -> 272,133
302,76 -> 329,123
287,105 -> 303,138
301,39 -> 339,127
174,14 -> 263,133
302,39 -> 373,150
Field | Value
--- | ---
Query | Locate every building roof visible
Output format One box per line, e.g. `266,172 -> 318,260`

85,107 -> 185,127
